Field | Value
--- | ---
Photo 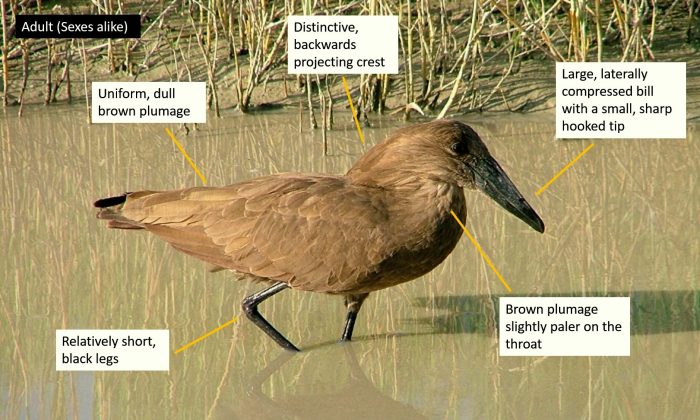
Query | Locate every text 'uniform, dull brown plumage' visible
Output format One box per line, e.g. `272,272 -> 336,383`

95,120 -> 544,351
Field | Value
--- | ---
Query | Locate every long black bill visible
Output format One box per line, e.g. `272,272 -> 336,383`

472,156 -> 545,233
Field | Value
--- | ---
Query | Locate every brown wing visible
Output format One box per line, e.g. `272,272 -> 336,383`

112,174 -> 393,293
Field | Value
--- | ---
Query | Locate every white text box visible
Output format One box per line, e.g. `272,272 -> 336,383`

91,82 -> 206,123
56,329 -> 169,371
288,16 -> 398,74
556,62 -> 685,139
499,297 -> 630,356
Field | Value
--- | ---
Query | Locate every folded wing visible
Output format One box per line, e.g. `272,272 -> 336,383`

96,174 -> 392,293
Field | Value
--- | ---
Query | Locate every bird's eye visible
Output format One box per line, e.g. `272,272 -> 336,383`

450,142 -> 468,155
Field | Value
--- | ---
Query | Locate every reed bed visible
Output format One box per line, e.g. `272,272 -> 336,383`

1,0 -> 697,119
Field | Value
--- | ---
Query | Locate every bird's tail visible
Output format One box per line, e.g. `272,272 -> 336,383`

94,193 -> 144,229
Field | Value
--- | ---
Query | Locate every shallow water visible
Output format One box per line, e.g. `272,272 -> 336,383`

1,106 -> 698,419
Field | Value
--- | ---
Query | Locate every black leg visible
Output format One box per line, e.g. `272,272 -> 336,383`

242,282 -> 300,352
341,293 -> 369,341
342,311 -> 358,341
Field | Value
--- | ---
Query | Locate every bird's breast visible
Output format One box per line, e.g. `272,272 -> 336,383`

356,183 -> 466,292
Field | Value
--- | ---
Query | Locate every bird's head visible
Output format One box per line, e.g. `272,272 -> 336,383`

347,119 -> 545,233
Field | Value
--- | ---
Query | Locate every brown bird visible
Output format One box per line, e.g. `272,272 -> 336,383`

94,120 -> 544,351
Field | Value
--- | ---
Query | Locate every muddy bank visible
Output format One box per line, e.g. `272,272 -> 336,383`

2,1 -> 700,120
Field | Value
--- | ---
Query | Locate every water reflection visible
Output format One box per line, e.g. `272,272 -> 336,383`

213,345 -> 427,419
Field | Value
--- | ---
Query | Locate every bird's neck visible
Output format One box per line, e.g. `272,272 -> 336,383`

384,180 -> 466,260
346,140 -> 448,189
345,148 -> 466,226
347,165 -> 448,190
389,180 -> 465,217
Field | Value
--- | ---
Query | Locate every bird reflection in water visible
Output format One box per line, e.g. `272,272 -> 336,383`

211,344 -> 429,420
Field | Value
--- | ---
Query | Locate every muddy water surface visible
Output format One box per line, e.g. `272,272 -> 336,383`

1,106 -> 698,419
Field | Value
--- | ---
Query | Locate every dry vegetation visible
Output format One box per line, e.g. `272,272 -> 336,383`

1,0 -> 698,119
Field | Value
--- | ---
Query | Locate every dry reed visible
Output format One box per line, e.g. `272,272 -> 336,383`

0,0 -> 692,119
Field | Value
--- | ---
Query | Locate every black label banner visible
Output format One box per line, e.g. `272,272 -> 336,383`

15,15 -> 141,39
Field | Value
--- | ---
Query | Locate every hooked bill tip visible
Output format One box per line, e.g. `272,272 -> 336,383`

532,217 -> 545,234
518,200 -> 545,234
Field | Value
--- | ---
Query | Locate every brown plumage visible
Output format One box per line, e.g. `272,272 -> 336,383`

95,120 -> 544,351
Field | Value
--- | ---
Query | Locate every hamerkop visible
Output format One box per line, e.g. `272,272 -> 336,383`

95,120 -> 544,351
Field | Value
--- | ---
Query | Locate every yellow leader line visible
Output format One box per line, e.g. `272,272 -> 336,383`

450,210 -> 512,293
536,143 -> 595,196
342,76 -> 365,145
174,317 -> 238,354
165,127 -> 208,185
